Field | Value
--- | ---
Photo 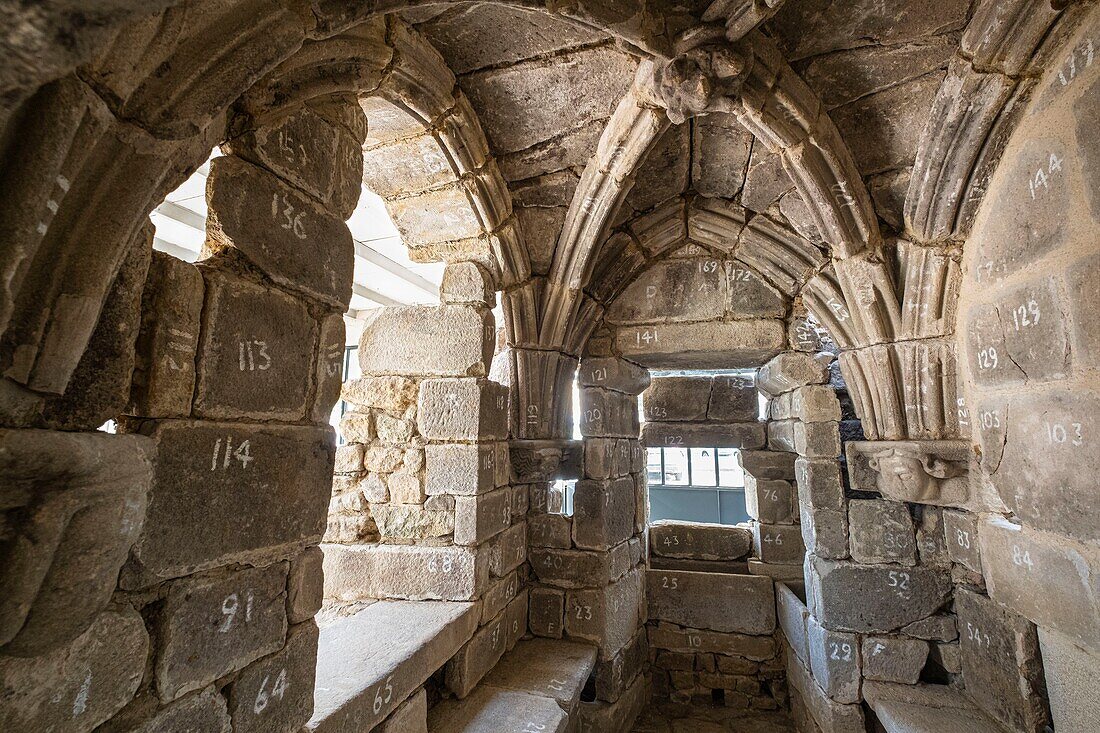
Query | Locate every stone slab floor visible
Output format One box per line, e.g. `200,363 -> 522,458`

632,700 -> 795,732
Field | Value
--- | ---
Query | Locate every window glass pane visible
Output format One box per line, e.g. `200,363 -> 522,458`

663,448 -> 689,486
649,487 -> 720,524
718,489 -> 750,524
718,449 -> 745,487
647,448 -> 663,485
690,448 -> 717,487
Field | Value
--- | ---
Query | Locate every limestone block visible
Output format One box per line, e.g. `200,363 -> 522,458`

376,688 -> 427,733
482,637 -> 598,712
753,523 -> 807,565
807,615 -> 861,704
795,457 -> 844,510
789,385 -> 841,422
647,622 -> 777,660
766,420 -> 795,452
322,544 -> 489,601
594,628 -> 647,703
529,587 -> 565,639
338,411 -> 374,444
446,615 -> 508,698
846,440 -> 970,508
342,376 -> 419,412
129,251 -> 204,417
440,261 -> 495,306
565,569 -> 644,659
0,430 -> 152,654
956,588 -> 1049,732
123,421 -> 334,587
784,647 -> 865,733
848,500 -> 916,565
479,572 -> 518,626
194,269 -> 316,420
357,305 -> 494,378
605,258 -> 726,325
575,671 -> 647,733
454,487 -> 512,545
806,557 -> 951,633
371,504 -> 454,541
746,476 -> 797,524
418,378 -> 508,441
979,516 -> 1100,653
206,156 -> 353,309
1039,627 -> 1100,733
287,546 -> 324,624
429,686 -> 567,733
503,591 -> 528,651
799,504 -> 849,560
707,374 -> 759,421
572,477 -> 635,550
312,313 -> 345,423
861,636 -> 928,684
642,421 -> 766,449
943,510 -> 982,573
578,357 -> 650,395
648,520 -> 752,561
228,620 -> 318,733
530,549 -> 611,589
917,507 -> 950,567
646,570 -> 775,635
641,377 -> 711,421
740,450 -> 797,480
777,582 -> 811,666
931,642 -> 962,674
0,608 -> 148,732
388,472 -> 425,504
579,387 -> 640,439
529,514 -> 572,549
584,438 -> 620,480
425,443 -> 501,496
613,320 -> 786,370
793,421 -> 841,458
129,687 -> 231,732
756,352 -> 831,396
488,522 -> 527,578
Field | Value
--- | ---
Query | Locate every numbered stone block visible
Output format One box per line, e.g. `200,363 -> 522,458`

578,387 -> 640,439
194,270 -> 316,420
446,615 -> 508,697
745,476 -> 797,524
322,544 -> 490,601
641,376 -> 711,421
206,156 -> 353,309
848,500 -> 917,565
123,421 -> 334,587
740,450 -> 797,480
578,357 -> 650,395
794,421 -> 841,458
357,304 -> 494,378
777,582 -> 811,666
790,385 -> 842,422
503,591 -> 529,651
572,477 -> 635,550
529,514 -> 571,549
605,257 -> 727,325
642,421 -> 766,449
312,313 -> 345,423
565,569 -> 644,659
429,686 -> 567,733
799,504 -> 849,560
795,457 -> 845,510
861,636 -> 928,684
530,549 -> 612,589
157,564 -> 288,702
482,637 -> 598,711
707,374 -> 759,421
647,621 -> 777,660
454,487 -> 512,546
130,251 -> 204,417
806,557 -> 952,633
480,572 -> 518,625
229,620 -> 318,733
614,321 -> 786,369
594,629 -> 647,702
648,520 -> 752,561
785,647 -> 866,733
129,687 -> 231,732
0,609 -> 148,732
943,510 -> 982,573
583,438 -> 621,480
753,523 -> 806,565
575,671 -> 647,733
418,378 -> 509,442
376,688 -> 427,733
287,546 -> 324,624
807,615 -> 861,704
956,588 -> 1049,732
529,587 -> 565,639
440,261 -> 495,306
646,570 -> 776,635
425,443 -> 502,496
489,523 -> 527,579
756,351 -> 831,396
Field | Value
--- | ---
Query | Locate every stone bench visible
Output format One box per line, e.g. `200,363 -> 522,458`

428,638 -> 597,732
863,681 -> 1004,733
306,601 -> 478,733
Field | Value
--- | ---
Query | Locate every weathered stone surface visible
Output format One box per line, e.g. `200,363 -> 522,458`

488,522 -> 527,578
745,476 -> 797,524
742,450 -> 797,480
647,622 -> 777,660
708,374 -> 759,421
807,615 -> 861,703
572,477 -> 634,550
641,376 -> 711,422
358,305 -> 494,378
594,628 -> 646,703
806,557 -> 951,633
429,686 -> 568,733
648,520 -> 752,561
753,522 -> 806,565
482,637 -> 597,712
530,548 -> 612,589
371,503 -> 454,541
0,608 -> 148,732
228,620 -> 318,733
322,544 -> 490,601
440,261 -> 495,306
861,636 -> 928,684
575,669 -> 647,733
418,378 -> 508,441
157,564 -> 288,702
376,687 -> 426,733
1039,627 -> 1100,733
756,352 -> 831,396
692,113 -> 753,198
123,421 -> 334,587
863,680 -> 1003,733
647,570 -> 775,635
578,386 -> 639,439
129,687 -> 232,732
446,611 -> 509,697
529,587 -> 565,639
453,487 -> 511,545
848,500 -> 916,565
312,313 -> 345,423
846,440 -> 970,508
287,546 -> 324,624
205,156 -> 353,309
578,357 -> 650,395
194,269 -> 316,420
777,582 -> 811,665
566,569 -> 644,658
956,588 -> 1050,732
425,443 -> 503,496
614,321 -> 786,369
784,647 -> 865,733
642,421 -> 766,449
943,509 -> 982,573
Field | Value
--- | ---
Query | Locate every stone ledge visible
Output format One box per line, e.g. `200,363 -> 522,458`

306,601 -> 477,733
863,681 -> 1004,733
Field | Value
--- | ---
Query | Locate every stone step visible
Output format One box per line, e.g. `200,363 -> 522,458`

306,601 -> 478,733
428,638 -> 598,732
863,681 -> 1006,733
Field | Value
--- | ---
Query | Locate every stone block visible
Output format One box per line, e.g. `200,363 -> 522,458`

229,620 -> 318,733
806,557 -> 951,633
916,507 -> 950,567
790,385 -> 842,422
371,504 -> 453,541
641,377 -> 711,421
529,514 -> 572,549
206,156 -> 353,309
446,614 -> 508,697
1039,627 -> 1100,733
641,421 -> 766,449
753,523 -> 807,565
784,647 -> 865,733
647,621 -> 777,660
902,615 -> 958,642
794,421 -> 841,458
648,520 -> 752,561
777,582 -> 811,666
943,509 -> 982,573
745,476 -> 797,524
429,687 -> 567,733
129,687 -> 232,732
312,313 -> 346,423
594,629 -> 647,703
376,688 -> 427,733
579,357 -> 650,395
529,587 -> 565,639
482,637 -> 598,710
578,387 -> 640,439
322,544 -> 490,601
740,450 -> 797,480
708,374 -> 759,421
572,477 -> 635,550
646,570 -> 775,635
576,671 -> 647,733
614,321 -> 786,369
566,569 -> 644,659
287,546 -> 324,624
454,487 -> 512,545
861,636 -> 928,684
0,609 -> 147,732
440,261 -> 495,306
530,549 -> 612,589
747,559 -> 804,582
123,421 -> 333,587
807,615 -> 861,703
956,588 -> 1049,732
418,378 -> 508,441
848,500 -> 916,565
605,258 -> 726,325
425,443 -> 501,496
479,573 -> 518,626
502,590 -> 529,650
800,502 -> 849,560
756,352 -> 831,396
357,305 -> 494,378
767,420 -> 796,452
342,376 -> 419,412
488,522 -> 527,578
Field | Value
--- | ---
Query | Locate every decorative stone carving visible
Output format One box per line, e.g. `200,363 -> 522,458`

846,440 -> 970,508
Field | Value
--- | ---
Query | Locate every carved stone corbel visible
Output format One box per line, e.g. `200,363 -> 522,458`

846,440 -> 971,508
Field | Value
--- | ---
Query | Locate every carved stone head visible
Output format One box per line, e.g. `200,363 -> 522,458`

847,440 -> 970,508
640,28 -> 755,124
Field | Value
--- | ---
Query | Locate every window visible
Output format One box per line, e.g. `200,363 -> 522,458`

332,345 -> 359,444
646,446 -> 749,525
